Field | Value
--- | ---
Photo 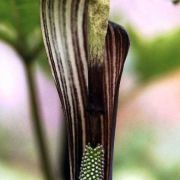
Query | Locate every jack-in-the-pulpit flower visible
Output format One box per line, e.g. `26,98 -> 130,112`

40,0 -> 129,179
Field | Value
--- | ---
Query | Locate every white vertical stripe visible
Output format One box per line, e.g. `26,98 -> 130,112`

54,1 -> 75,178
66,0 -> 86,149
78,0 -> 88,88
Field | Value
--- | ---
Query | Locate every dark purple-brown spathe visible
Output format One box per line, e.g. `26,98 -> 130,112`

40,0 -> 130,179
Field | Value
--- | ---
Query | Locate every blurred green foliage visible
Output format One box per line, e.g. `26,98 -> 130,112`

0,0 -> 50,74
0,0 -> 39,36
0,0 -> 39,51
129,28 -> 180,82
0,161 -> 42,180
113,126 -> 180,180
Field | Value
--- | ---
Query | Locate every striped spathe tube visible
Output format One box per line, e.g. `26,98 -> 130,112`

40,0 -> 130,179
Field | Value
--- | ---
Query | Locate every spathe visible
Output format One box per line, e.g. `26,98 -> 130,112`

40,1 -> 129,179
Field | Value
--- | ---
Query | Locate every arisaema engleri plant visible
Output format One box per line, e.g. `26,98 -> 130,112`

0,0 -> 179,180
40,0 -> 129,179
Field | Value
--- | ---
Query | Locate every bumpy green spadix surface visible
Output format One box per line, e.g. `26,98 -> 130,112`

79,145 -> 104,180
88,0 -> 110,59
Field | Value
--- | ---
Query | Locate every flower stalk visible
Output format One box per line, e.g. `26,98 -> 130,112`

40,0 -> 130,179
24,61 -> 55,180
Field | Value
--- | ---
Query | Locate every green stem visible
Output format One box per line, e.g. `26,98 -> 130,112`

24,61 -> 54,180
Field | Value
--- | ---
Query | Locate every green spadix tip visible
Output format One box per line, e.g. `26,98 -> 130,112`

88,0 -> 110,60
